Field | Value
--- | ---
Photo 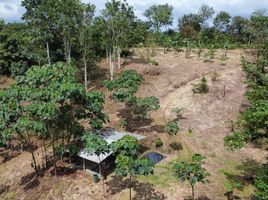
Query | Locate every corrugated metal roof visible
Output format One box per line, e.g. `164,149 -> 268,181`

78,128 -> 146,163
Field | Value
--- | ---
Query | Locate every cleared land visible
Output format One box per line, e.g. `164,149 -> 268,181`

0,49 -> 267,200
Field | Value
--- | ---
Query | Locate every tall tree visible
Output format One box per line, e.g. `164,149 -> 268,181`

57,0 -> 81,63
101,0 -> 135,79
213,11 -> 231,32
198,4 -> 215,28
144,4 -> 173,31
77,3 -> 95,92
22,0 -> 58,65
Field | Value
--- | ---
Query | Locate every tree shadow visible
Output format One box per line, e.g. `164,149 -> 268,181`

137,125 -> 166,134
89,67 -> 109,91
118,107 -> 164,133
184,196 -> 211,200
106,175 -> 166,200
221,159 -> 263,198
20,172 -> 40,191
0,184 -> 10,195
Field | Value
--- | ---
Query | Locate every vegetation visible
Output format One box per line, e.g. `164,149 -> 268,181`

111,136 -> 154,200
173,154 -> 210,200
165,121 -> 180,136
82,134 -> 109,197
154,137 -> 163,148
192,77 -> 209,93
0,0 -> 268,199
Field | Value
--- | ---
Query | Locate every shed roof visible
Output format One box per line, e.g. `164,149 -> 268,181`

78,128 -> 146,164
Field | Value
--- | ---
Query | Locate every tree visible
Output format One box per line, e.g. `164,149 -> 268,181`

178,14 -> 202,39
0,23 -> 36,76
173,154 -> 210,200
101,0 -> 135,77
22,0 -> 59,65
104,70 -> 160,128
144,4 -> 173,32
213,11 -> 231,32
111,135 -> 154,200
56,0 -> 81,63
77,3 -> 95,92
198,4 -> 215,28
82,134 -> 110,197
0,62 -> 108,176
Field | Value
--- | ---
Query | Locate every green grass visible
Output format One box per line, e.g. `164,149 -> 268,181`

216,157 -> 258,198
137,162 -> 177,188
137,143 -> 194,189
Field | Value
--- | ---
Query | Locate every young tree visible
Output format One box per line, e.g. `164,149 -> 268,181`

104,70 -> 160,127
173,154 -> 210,200
111,135 -> 154,200
82,134 -> 110,197
144,4 -> 173,32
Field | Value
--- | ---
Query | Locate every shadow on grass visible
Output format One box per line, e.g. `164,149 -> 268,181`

220,159 -> 263,199
184,196 -> 211,200
107,175 -> 166,200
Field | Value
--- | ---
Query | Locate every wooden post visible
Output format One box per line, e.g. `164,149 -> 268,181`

83,158 -> 85,170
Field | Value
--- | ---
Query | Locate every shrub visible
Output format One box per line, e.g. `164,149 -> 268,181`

169,142 -> 183,151
192,77 -> 209,93
154,137 -> 163,148
165,121 -> 180,136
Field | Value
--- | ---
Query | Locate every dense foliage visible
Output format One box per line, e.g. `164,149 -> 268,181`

223,14 -> 268,199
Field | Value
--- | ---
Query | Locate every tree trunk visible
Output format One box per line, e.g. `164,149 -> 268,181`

129,173 -> 132,200
46,42 -> 51,65
50,129 -> 57,176
42,138 -> 48,169
191,185 -> 195,200
117,48 -> 121,69
109,51 -> 114,81
106,48 -> 109,63
83,54 -> 88,92
98,158 -> 105,197
26,130 -> 38,176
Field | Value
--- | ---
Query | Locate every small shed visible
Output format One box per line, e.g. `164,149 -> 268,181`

78,128 -> 146,172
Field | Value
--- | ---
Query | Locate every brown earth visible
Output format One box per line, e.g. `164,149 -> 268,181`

0,49 -> 267,200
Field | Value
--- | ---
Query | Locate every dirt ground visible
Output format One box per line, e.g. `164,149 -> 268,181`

0,49 -> 267,200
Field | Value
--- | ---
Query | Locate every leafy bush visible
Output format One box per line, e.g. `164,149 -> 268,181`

255,162 -> 268,199
165,121 -> 179,136
154,137 -> 163,148
192,77 -> 209,93
169,142 -> 183,151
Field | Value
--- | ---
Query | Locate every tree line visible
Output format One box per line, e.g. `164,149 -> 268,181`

0,1 -> 266,79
